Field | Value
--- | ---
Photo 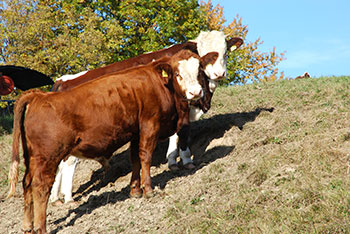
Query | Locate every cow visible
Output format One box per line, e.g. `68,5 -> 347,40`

49,30 -> 243,204
166,31 -> 243,170
295,72 -> 310,79
7,50 -> 218,233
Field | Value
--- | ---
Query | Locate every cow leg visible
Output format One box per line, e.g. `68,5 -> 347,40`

129,137 -> 142,198
139,127 -> 158,198
60,156 -> 79,203
178,124 -> 195,169
22,167 -> 34,233
166,134 -> 179,170
49,161 -> 63,205
97,157 -> 110,178
31,157 -> 58,234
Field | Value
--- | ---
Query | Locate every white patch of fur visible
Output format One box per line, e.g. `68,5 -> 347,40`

60,157 -> 78,202
193,30 -> 227,80
189,106 -> 204,122
50,156 -> 78,203
177,57 -> 202,100
209,79 -> 218,93
57,70 -> 88,82
166,134 -> 179,167
50,161 -> 64,203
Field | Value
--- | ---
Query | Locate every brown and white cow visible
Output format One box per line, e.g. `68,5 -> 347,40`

167,31 -> 243,170
295,72 -> 310,79
7,50 -> 218,233
50,30 -> 243,204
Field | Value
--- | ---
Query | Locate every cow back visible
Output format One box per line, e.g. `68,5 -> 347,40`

53,42 -> 197,92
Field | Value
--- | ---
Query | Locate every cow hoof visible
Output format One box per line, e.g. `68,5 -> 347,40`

144,190 -> 154,198
183,163 -> 195,170
23,228 -> 33,234
130,191 -> 142,198
51,199 -> 64,206
65,200 -> 78,207
169,164 -> 180,171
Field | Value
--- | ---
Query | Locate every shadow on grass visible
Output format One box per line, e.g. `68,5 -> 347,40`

50,107 -> 274,233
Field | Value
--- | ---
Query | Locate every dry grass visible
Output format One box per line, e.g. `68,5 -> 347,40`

1,76 -> 350,233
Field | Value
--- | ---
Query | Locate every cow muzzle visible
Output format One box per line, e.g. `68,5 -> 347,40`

186,85 -> 203,100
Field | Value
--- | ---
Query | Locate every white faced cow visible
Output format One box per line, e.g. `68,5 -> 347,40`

166,30 -> 243,170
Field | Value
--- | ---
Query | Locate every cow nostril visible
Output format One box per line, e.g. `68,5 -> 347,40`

189,89 -> 202,98
214,71 -> 226,78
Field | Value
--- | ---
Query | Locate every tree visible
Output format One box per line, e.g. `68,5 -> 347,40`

0,0 -> 206,80
201,0 -> 285,84
0,0 -> 284,87
113,0 -> 207,61
0,0 -> 124,79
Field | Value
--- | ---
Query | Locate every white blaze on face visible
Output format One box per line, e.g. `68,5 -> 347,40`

177,57 -> 202,100
193,30 -> 227,80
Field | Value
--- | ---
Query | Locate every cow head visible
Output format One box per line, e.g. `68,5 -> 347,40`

193,30 -> 243,81
154,50 -> 201,101
173,50 -> 219,101
155,50 -> 220,101
176,56 -> 203,100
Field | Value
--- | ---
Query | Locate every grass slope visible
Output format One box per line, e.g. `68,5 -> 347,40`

1,76 -> 350,233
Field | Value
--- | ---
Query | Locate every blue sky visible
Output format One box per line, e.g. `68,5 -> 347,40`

210,0 -> 350,78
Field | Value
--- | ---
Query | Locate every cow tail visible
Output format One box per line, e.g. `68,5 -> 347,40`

7,90 -> 41,199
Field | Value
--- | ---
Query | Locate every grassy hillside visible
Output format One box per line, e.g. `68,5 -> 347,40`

1,76 -> 350,233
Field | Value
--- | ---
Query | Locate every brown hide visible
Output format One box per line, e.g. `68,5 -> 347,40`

52,42 -> 198,92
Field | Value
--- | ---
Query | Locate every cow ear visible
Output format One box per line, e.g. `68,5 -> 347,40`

154,63 -> 173,84
200,52 -> 219,68
226,37 -> 243,52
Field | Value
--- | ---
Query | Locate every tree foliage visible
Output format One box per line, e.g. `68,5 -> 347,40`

0,0 -> 284,88
201,0 -> 285,84
0,0 -> 205,80
0,0 -> 124,78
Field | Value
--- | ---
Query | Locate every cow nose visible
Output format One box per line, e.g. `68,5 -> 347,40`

189,87 -> 203,99
214,71 -> 226,79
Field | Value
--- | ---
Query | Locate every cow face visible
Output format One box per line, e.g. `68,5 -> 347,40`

176,56 -> 202,100
194,30 -> 243,80
155,54 -> 202,101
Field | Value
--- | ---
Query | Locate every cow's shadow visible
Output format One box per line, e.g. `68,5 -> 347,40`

50,107 -> 273,233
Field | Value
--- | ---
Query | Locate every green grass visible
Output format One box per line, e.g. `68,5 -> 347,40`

162,76 -> 350,233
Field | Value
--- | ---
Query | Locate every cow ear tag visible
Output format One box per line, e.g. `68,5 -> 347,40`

230,45 -> 237,52
162,69 -> 168,78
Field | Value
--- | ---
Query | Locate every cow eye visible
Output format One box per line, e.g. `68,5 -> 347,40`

176,73 -> 183,81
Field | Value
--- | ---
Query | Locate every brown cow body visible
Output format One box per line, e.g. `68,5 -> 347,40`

52,42 -> 198,92
8,50 -> 218,233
